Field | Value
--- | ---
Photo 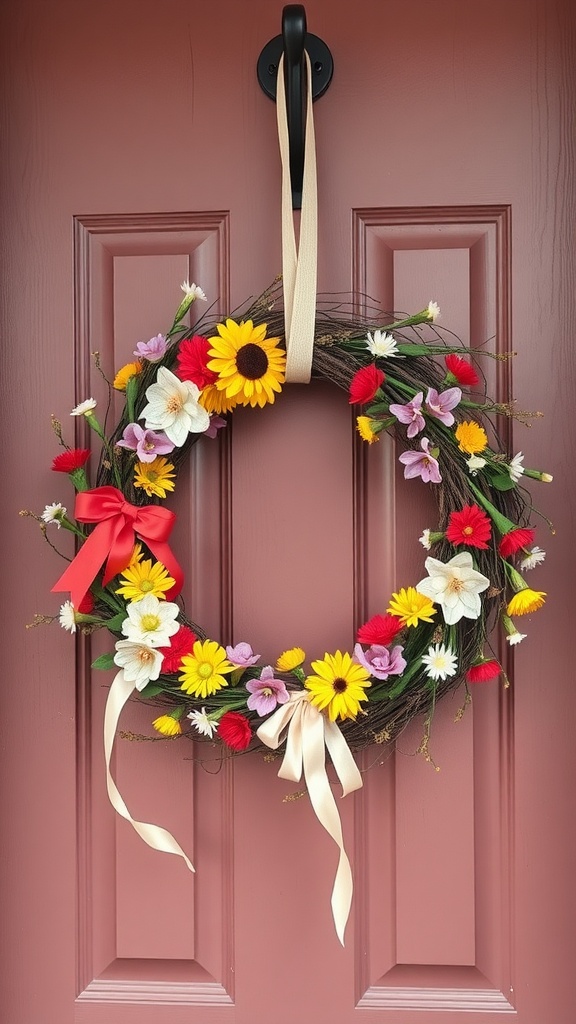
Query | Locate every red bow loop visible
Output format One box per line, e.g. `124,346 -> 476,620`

51,487 -> 183,610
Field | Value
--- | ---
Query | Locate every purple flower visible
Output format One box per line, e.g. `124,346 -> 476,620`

116,423 -> 175,463
399,436 -> 442,483
425,386 -> 462,426
246,666 -> 290,716
226,642 -> 260,667
353,643 -> 406,680
133,333 -> 168,362
204,415 -> 227,439
389,392 -> 425,438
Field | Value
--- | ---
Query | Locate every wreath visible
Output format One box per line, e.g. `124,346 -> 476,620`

28,278 -> 552,941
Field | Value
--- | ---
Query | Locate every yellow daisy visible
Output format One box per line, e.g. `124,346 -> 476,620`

455,420 -> 488,455
387,587 -> 437,628
207,318 -> 286,408
129,542 -> 144,566
133,456 -> 176,499
276,646 -> 306,672
116,558 -> 176,602
507,588 -> 546,616
356,416 -> 380,444
152,713 -> 182,736
180,639 -> 234,698
113,360 -> 143,391
305,650 -> 371,722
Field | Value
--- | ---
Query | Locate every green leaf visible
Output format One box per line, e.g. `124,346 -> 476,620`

105,612 -> 127,632
91,651 -> 115,670
138,683 -> 165,698
490,474 -> 516,492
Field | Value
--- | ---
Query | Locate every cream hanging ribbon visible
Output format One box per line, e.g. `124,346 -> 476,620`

257,691 -> 363,945
276,52 -> 317,383
104,670 -> 195,873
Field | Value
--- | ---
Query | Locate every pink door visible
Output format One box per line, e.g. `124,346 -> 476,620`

2,1 -> 574,1021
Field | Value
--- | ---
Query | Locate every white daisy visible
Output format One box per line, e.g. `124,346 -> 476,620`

41,502 -> 67,527
421,643 -> 458,681
181,280 -> 207,302
466,454 -> 487,476
59,600 -> 77,633
427,301 -> 441,322
419,529 -> 432,550
71,398 -> 97,417
121,594 -> 180,647
366,330 -> 399,358
416,551 -> 490,625
519,546 -> 546,571
506,630 -> 527,646
141,366 -> 210,447
187,707 -> 218,739
114,640 -> 164,690
508,452 -> 525,483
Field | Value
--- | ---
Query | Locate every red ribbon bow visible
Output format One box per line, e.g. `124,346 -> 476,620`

51,486 -> 183,609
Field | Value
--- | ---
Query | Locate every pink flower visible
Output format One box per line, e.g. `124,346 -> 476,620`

425,386 -> 462,426
389,392 -> 425,438
246,666 -> 290,716
226,642 -> 260,667
204,415 -> 227,439
399,437 -> 442,483
353,642 -> 406,680
134,333 -> 168,362
116,422 -> 175,462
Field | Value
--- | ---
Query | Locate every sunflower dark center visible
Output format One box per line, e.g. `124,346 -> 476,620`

332,677 -> 348,693
236,343 -> 268,380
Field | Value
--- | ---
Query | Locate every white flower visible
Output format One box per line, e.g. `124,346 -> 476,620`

366,330 -> 399,358
506,630 -> 527,646
421,643 -> 458,681
427,301 -> 441,322
121,594 -> 180,646
41,502 -> 67,527
187,707 -> 218,738
71,398 -> 97,417
419,529 -> 432,550
181,280 -> 207,302
141,366 -> 210,446
519,546 -> 546,571
59,600 -> 77,633
114,640 -> 164,690
466,454 -> 487,476
416,551 -> 490,625
508,452 -> 525,483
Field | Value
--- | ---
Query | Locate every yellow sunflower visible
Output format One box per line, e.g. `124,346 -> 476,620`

198,383 -> 239,415
305,650 -> 371,722
207,318 -> 286,408
116,558 -> 176,602
179,639 -> 234,698
133,456 -> 176,498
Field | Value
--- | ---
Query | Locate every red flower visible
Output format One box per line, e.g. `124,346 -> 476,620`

77,591 -> 94,614
466,659 -> 501,683
218,711 -> 252,751
348,364 -> 385,405
444,354 -> 480,388
499,527 -> 535,558
356,613 -> 403,646
157,625 -> 197,674
176,336 -> 218,390
52,448 -> 91,473
445,504 -> 492,549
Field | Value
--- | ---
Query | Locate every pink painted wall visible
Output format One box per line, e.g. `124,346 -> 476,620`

1,0 -> 574,1021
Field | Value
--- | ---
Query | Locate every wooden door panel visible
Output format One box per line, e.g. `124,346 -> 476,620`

2,1 -> 574,1022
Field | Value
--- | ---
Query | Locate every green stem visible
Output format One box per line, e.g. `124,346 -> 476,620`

467,480 -> 517,535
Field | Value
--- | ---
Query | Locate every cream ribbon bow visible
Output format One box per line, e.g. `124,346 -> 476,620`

257,690 -> 362,945
104,671 -> 195,873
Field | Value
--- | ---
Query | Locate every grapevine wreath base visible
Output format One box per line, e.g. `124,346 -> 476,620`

30,278 -> 551,942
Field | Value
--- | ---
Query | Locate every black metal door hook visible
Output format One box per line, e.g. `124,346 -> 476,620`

257,5 -> 333,209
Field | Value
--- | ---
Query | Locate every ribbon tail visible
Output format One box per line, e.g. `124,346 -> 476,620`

104,671 -> 194,872
51,519 -> 115,609
302,712 -> 354,945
